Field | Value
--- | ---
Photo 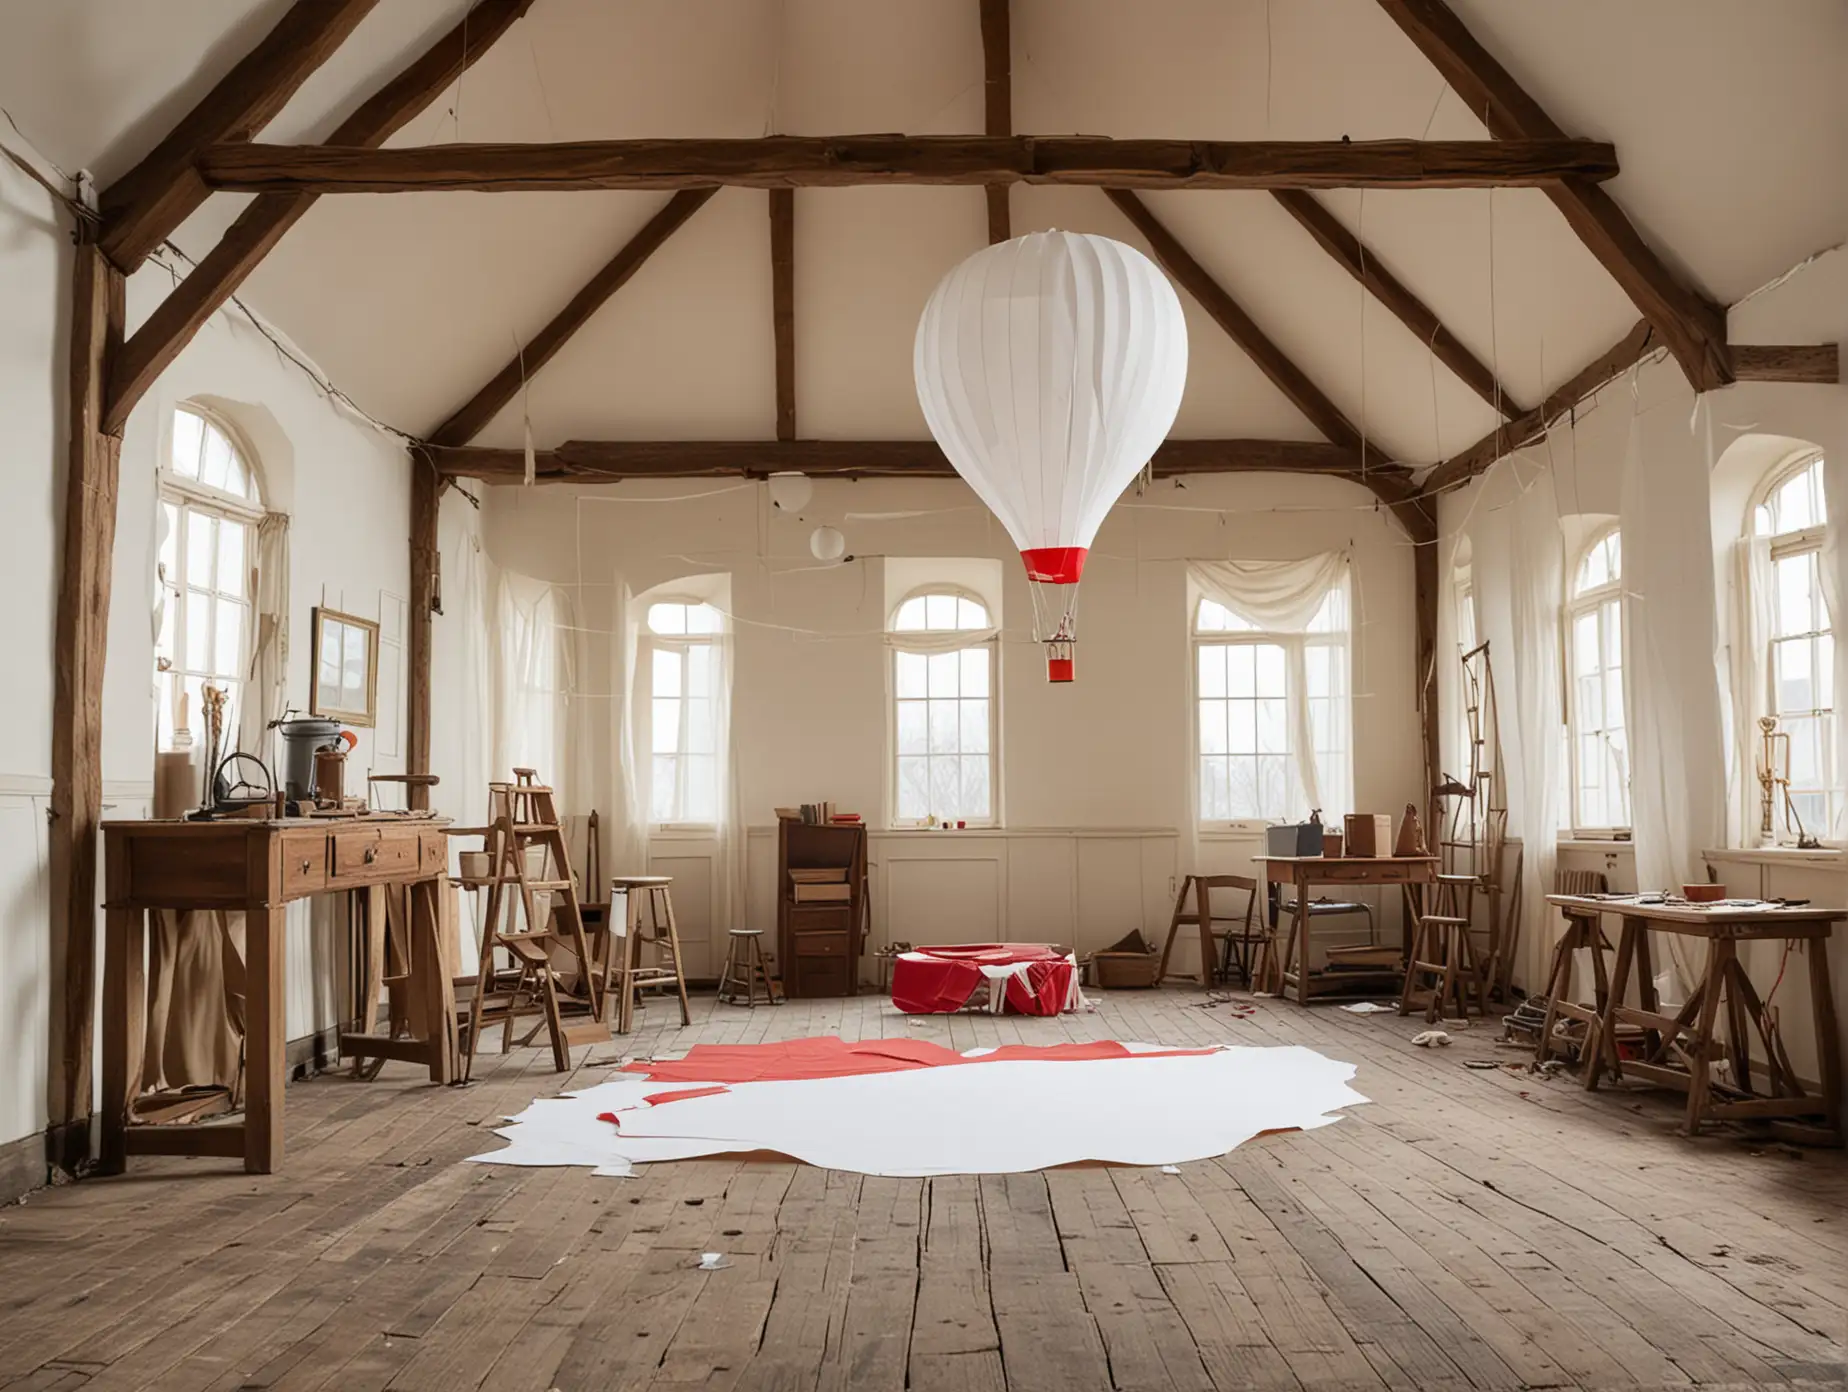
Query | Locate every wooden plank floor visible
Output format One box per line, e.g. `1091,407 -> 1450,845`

2,988 -> 1845,1391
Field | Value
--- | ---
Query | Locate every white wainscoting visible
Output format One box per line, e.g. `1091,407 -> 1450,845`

0,775 -> 52,1149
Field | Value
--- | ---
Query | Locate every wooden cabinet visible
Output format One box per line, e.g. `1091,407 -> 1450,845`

776,820 -> 868,998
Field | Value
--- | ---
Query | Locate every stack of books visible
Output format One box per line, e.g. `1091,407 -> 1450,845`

780,802 -> 863,826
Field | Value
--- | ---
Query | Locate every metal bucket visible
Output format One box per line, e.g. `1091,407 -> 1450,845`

276,717 -> 342,799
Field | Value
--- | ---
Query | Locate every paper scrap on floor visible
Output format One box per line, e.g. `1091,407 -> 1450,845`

468,1035 -> 1367,1178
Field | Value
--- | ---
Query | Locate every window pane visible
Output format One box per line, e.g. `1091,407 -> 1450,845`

685,698 -> 713,754
1786,714 -> 1823,786
960,701 -> 989,754
652,698 -> 680,753
683,755 -> 717,822
1256,698 -> 1288,754
653,649 -> 682,697
896,652 -> 927,699
648,602 -> 686,635
930,756 -> 960,815
1200,756 -> 1229,820
1776,469 -> 1817,531
1577,673 -> 1603,731
200,423 -> 233,492
171,411 -> 204,478
897,701 -> 927,755
186,513 -> 215,590
929,702 -> 958,754
956,597 -> 988,629
1199,700 -> 1228,755
1227,644 -> 1256,699
686,603 -> 722,634
685,643 -> 712,698
1304,647 -> 1329,699
185,590 -> 211,671
1198,644 -> 1226,699
1255,644 -> 1286,697
1228,699 -> 1257,754
961,757 -> 991,818
1601,602 -> 1622,667
1777,637 -> 1814,713
925,593 -> 957,629
652,755 -> 677,820
897,757 -> 929,819
1775,554 -> 1813,637
960,646 -> 988,698
213,598 -> 242,677
895,597 -> 928,631
216,519 -> 246,595
927,651 -> 960,698
1820,633 -> 1834,710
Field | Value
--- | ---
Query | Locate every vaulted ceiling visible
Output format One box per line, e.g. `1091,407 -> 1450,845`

3,0 -> 1843,467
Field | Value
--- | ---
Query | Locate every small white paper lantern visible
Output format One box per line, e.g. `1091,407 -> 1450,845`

914,230 -> 1187,680
767,471 -> 813,513
810,525 -> 846,562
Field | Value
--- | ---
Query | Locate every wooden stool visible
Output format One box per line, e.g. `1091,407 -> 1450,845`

1534,909 -> 1615,1069
717,928 -> 783,1007
1399,874 -> 1487,1023
610,876 -> 692,1034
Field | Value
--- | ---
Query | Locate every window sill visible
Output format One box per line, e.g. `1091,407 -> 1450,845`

1702,846 -> 1843,869
1556,838 -> 1635,851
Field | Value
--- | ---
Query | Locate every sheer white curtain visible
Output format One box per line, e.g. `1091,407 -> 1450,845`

1186,554 -> 1352,864
495,572 -> 575,799
1723,535 -> 1774,846
604,581 -> 649,875
1824,449 -> 1848,841
1620,406 -> 1728,995
1504,469 -> 1564,990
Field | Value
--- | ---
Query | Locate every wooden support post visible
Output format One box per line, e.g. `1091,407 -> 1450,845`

770,189 -> 796,441
1413,511 -> 1441,814
980,0 -> 1011,243
407,456 -> 439,811
47,238 -> 126,1169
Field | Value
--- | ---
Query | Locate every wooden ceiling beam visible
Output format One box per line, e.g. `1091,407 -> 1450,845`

1105,188 -> 1382,463
1270,188 -> 1526,418
419,437 -> 1402,483
770,190 -> 796,441
1733,343 -> 1839,384
106,0 -> 539,437
426,187 -> 715,447
99,0 -> 379,273
196,136 -> 1619,193
981,0 -> 1011,242
1375,0 -> 1732,392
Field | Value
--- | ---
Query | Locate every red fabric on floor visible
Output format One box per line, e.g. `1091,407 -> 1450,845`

620,1037 -> 1215,1088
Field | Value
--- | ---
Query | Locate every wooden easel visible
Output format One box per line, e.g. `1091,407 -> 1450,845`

460,770 -> 611,1076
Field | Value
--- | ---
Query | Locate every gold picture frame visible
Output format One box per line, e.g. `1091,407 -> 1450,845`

309,607 -> 380,727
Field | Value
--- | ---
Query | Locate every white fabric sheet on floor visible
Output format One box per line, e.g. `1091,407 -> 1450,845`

468,1042 -> 1367,1178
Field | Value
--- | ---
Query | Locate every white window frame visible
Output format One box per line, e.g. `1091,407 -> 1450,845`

1191,593 -> 1351,829
156,406 -> 263,754
1565,527 -> 1629,837
1753,453 -> 1835,844
640,598 -> 723,830
888,586 -> 999,828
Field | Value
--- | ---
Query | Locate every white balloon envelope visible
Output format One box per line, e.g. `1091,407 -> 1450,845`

914,230 -> 1187,680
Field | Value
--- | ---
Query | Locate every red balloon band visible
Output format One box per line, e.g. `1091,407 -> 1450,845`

1020,546 -> 1087,584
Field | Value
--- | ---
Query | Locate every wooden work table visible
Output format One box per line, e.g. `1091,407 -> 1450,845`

101,814 -> 453,1175
1260,855 -> 1438,1004
1548,894 -> 1842,1143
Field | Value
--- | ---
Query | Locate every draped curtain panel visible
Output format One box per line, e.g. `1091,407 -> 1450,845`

1620,406 -> 1728,997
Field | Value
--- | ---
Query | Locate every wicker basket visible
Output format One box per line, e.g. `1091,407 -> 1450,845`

1090,949 -> 1161,989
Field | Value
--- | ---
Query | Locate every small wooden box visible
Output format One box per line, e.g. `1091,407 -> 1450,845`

1343,813 -> 1394,858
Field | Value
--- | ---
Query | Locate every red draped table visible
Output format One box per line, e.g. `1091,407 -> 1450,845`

890,943 -> 1081,1016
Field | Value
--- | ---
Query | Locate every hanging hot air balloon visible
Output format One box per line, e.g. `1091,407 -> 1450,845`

914,231 -> 1188,681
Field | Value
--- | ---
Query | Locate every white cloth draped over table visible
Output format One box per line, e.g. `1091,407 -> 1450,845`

1620,401 -> 1729,999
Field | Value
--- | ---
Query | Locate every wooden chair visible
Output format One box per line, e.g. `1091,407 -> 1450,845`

1532,868 -> 1615,1067
717,928 -> 783,1007
1399,873 -> 1489,1023
1157,875 -> 1265,989
610,875 -> 692,1034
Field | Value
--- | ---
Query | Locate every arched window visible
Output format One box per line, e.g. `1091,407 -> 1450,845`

644,599 -> 724,825
1193,585 -> 1350,823
890,588 -> 995,825
1752,454 -> 1833,840
1566,527 -> 1627,833
156,405 -> 263,751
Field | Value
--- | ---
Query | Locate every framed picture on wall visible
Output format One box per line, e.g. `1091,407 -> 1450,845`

309,607 -> 380,727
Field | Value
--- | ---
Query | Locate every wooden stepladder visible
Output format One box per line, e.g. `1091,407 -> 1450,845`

461,770 -> 611,1077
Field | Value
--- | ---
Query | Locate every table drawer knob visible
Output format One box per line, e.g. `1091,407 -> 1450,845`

364,846 -> 378,865
300,859 -> 312,874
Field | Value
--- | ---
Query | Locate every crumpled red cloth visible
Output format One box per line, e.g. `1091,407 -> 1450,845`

889,943 -> 1073,1016
618,1036 -> 1211,1086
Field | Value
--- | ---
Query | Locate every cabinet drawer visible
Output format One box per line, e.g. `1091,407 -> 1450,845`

1315,860 -> 1420,885
281,837 -> 327,897
330,828 -> 421,883
791,930 -> 849,958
